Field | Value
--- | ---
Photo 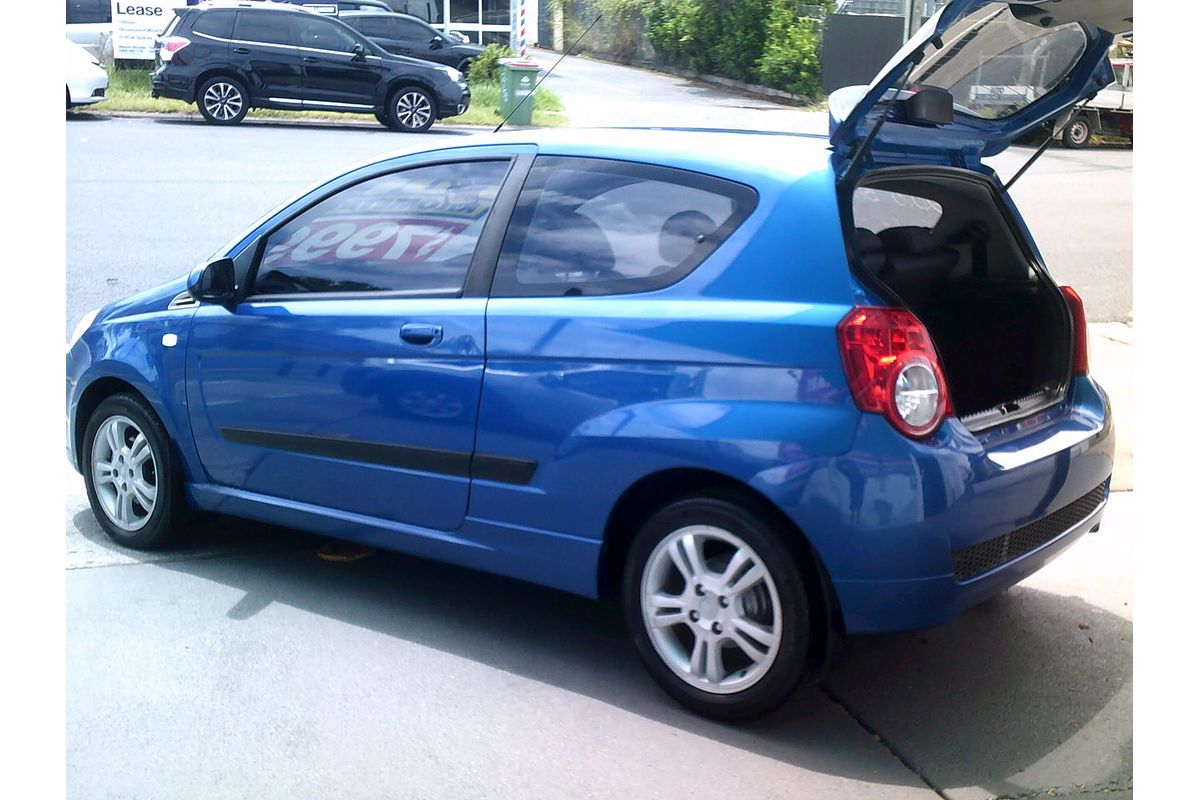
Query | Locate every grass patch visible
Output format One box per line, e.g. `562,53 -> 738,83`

92,66 -> 566,127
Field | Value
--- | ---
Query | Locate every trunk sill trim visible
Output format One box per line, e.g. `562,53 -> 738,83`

960,386 -> 1066,434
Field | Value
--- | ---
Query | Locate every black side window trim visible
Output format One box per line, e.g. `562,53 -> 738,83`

238,155 -> 532,303
490,155 -> 759,298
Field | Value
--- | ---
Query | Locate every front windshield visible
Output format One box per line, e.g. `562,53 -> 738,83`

903,3 -> 1089,120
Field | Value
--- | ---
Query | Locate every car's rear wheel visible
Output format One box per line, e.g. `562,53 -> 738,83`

622,496 -> 811,721
386,86 -> 436,133
1064,114 -> 1092,148
197,76 -> 248,125
82,393 -> 188,549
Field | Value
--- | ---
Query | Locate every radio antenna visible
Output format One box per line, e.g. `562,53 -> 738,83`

494,13 -> 603,133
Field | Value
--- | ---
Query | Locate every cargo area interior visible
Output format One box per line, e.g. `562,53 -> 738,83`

848,170 -> 1071,423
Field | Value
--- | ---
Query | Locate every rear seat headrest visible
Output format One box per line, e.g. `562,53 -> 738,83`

855,228 -> 883,253
854,228 -> 887,276
877,226 -> 941,255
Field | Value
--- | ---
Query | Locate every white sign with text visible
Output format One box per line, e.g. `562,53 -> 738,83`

111,1 -> 174,60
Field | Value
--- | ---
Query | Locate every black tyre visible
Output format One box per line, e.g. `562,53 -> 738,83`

622,495 -> 811,721
197,76 -> 249,125
456,58 -> 471,75
1063,114 -> 1092,148
386,85 -> 436,133
82,393 -> 189,549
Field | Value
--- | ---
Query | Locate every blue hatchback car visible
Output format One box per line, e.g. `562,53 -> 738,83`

67,0 -> 1128,719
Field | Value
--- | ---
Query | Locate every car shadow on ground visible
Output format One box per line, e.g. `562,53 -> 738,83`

66,110 -> 110,122
69,508 -> 1131,793
147,116 -> 481,136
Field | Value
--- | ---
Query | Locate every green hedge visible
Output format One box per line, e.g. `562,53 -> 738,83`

593,0 -> 833,101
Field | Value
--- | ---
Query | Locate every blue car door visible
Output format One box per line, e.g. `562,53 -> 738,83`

184,154 -> 525,531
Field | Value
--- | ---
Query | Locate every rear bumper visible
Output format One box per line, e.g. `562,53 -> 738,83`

766,375 -> 1114,634
150,65 -> 193,103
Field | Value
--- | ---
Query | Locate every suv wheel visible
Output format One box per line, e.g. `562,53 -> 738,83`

622,496 -> 811,720
198,76 -> 249,125
387,86 -> 436,133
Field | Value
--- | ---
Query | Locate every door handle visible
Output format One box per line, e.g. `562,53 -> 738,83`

400,323 -> 443,347
233,47 -> 251,54
303,55 -> 320,63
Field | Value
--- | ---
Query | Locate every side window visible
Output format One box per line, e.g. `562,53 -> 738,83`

296,16 -> 361,52
355,16 -> 393,38
493,157 -> 757,297
253,160 -> 511,297
395,19 -> 431,40
191,10 -> 237,39
233,11 -> 294,46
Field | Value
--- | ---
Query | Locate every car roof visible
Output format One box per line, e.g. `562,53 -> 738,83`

339,10 -> 430,22
190,0 -> 321,14
373,128 -> 832,187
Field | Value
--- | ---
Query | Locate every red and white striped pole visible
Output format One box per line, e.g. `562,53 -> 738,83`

518,0 -> 527,59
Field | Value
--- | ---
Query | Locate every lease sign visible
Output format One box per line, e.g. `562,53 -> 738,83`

111,1 -> 173,60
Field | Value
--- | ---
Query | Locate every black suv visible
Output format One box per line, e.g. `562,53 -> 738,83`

150,1 -> 470,132
339,11 -> 483,73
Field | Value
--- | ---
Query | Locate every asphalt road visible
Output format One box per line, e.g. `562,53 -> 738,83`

65,113 -> 1131,338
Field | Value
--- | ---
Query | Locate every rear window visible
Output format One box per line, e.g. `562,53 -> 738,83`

233,11 -> 295,46
191,10 -> 237,39
904,3 -> 1089,119
493,157 -> 757,297
852,188 -> 944,234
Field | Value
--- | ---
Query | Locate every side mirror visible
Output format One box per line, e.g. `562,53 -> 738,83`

351,42 -> 366,60
187,258 -> 237,304
430,35 -> 444,49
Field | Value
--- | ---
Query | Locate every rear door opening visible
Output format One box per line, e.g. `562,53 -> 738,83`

845,167 -> 1073,430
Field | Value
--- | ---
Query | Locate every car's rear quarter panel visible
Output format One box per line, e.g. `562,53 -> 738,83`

470,145 -> 867,589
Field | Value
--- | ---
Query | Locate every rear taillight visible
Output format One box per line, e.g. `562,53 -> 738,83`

837,306 -> 951,439
1060,285 -> 1089,375
160,36 -> 190,61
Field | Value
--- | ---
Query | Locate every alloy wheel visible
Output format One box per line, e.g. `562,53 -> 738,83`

91,415 -> 158,532
640,524 -> 783,694
203,81 -> 244,122
394,91 -> 432,130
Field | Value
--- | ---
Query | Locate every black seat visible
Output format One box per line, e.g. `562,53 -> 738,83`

875,226 -> 958,311
855,228 -> 887,276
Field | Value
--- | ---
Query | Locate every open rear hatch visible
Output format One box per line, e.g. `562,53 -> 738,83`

830,0 -> 1130,431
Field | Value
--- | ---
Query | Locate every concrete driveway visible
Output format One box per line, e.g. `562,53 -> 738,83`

66,462 -> 1131,799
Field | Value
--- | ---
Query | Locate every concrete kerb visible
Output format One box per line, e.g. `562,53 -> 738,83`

72,108 -> 517,131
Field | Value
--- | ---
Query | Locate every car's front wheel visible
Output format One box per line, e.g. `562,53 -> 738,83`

622,496 -> 811,721
197,76 -> 249,125
82,393 -> 188,549
386,86 -> 436,133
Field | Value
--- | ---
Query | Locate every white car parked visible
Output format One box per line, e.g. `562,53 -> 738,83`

66,39 -> 108,108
